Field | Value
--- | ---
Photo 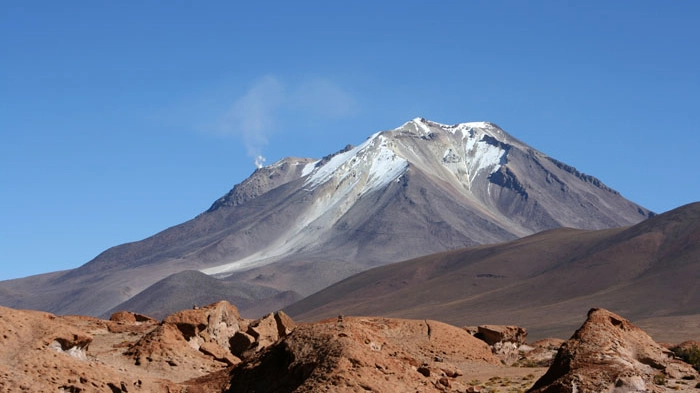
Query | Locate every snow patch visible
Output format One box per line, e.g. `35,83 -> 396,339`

205,133 -> 409,276
304,140 -> 369,189
202,118 -> 514,276
301,161 -> 318,177
303,132 -> 406,195
394,118 -> 434,136
464,136 -> 505,186
365,136 -> 408,193
411,118 -> 433,136
460,121 -> 491,129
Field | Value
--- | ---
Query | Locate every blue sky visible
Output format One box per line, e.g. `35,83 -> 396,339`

1,1 -> 699,280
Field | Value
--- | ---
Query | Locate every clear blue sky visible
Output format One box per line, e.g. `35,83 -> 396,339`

2,2 -> 699,281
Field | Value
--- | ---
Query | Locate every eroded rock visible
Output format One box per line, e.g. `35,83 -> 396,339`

528,308 -> 699,393
227,317 -> 499,393
229,331 -> 256,357
476,325 -> 527,346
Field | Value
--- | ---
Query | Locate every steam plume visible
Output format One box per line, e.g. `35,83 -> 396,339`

254,155 -> 266,169
218,75 -> 356,169
223,76 -> 284,168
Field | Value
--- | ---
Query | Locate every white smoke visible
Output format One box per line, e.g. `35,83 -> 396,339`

217,75 -> 356,169
220,75 -> 284,168
254,155 -> 266,169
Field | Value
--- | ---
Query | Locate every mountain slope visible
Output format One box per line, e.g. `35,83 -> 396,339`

285,202 -> 700,341
100,270 -> 303,320
0,118 -> 653,317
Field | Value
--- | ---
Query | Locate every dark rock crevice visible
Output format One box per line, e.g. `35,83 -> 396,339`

488,166 -> 528,199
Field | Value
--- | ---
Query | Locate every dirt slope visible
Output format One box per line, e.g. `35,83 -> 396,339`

286,202 -> 700,341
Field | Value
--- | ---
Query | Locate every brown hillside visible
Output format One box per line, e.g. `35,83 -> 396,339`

286,202 -> 700,342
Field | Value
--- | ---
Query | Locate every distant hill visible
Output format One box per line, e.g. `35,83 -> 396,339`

101,270 -> 303,320
286,202 -> 700,341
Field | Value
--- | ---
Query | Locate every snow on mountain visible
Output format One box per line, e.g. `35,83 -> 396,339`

387,118 -> 512,191
202,117 -> 639,277
303,117 -> 510,196
203,118 -> 513,276
303,133 -> 408,194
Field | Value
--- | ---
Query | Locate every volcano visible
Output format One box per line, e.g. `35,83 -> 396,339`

0,118 -> 652,318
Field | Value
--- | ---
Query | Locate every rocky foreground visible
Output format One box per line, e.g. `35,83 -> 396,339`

0,302 -> 697,392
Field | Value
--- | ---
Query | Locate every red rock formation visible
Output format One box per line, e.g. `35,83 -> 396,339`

227,317 -> 500,393
528,308 -> 699,393
8,302 -> 694,393
477,325 -> 528,346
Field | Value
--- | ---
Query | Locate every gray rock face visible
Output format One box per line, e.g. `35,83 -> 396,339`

0,118 -> 653,318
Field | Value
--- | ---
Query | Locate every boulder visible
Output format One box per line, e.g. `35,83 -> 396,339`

126,323 -> 191,365
476,325 -> 527,346
247,312 -> 281,350
163,300 -> 242,350
274,310 -> 296,337
229,331 -> 256,357
199,341 -> 241,366
491,340 -> 520,365
202,301 -> 242,349
127,300 -> 247,370
109,310 -> 156,323
163,308 -> 208,339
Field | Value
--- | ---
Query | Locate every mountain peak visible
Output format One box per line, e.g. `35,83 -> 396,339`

397,117 -> 518,148
207,157 -> 316,212
410,116 -> 493,130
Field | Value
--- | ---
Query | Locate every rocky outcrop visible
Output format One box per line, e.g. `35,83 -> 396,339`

467,324 -> 529,366
230,331 -> 256,357
107,310 -> 158,334
227,316 -> 500,393
165,300 -> 243,350
516,338 -> 565,368
0,305 -> 181,392
0,301 -> 302,392
109,310 -> 156,323
476,325 -> 528,346
207,157 -> 316,212
466,324 -> 561,368
216,310 -> 298,358
4,301 -> 697,393
528,308 -> 699,393
245,312 -> 280,350
274,310 -> 296,336
127,301 -> 298,369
